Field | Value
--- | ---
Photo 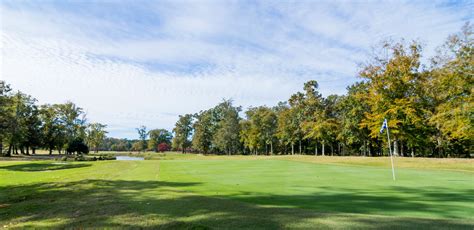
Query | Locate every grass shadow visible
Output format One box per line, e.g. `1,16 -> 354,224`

0,162 -> 91,172
0,179 -> 473,229
230,186 -> 474,219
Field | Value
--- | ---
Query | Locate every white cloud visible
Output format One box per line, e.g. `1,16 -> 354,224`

1,1 -> 471,138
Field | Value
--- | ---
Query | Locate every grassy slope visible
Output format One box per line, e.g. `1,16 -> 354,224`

0,156 -> 473,229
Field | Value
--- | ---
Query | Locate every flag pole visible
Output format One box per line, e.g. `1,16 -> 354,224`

385,120 -> 396,181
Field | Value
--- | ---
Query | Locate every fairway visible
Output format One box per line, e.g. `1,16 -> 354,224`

1,156 -> 473,229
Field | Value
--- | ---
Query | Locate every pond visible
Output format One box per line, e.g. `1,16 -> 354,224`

116,156 -> 144,161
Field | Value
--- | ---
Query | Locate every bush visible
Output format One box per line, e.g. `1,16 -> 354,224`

67,138 -> 89,155
158,143 -> 170,152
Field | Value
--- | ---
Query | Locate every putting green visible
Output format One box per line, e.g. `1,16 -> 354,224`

159,159 -> 474,219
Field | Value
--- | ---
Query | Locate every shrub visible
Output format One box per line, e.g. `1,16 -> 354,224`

158,143 -> 170,152
67,138 -> 89,155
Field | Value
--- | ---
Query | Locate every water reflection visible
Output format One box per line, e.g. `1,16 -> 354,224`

116,156 -> 144,161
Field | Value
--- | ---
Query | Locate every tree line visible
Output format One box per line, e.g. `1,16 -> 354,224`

0,83 -> 108,156
171,24 -> 472,158
0,84 -> 174,155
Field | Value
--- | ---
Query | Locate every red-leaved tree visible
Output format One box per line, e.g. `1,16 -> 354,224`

158,143 -> 170,152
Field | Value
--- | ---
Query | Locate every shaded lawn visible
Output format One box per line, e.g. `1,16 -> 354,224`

0,162 -> 91,171
0,159 -> 473,229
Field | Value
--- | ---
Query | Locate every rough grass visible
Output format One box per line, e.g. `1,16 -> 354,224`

0,155 -> 473,229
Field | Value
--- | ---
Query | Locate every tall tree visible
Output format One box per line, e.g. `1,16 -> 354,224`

276,105 -> 297,155
39,105 -> 61,154
22,104 -> 42,154
428,22 -> 473,157
288,92 -> 305,154
136,126 -> 148,152
241,106 -> 276,155
213,100 -> 241,155
5,92 -> 38,155
192,110 -> 214,153
86,123 -> 108,153
172,114 -> 193,153
0,81 -> 13,156
300,80 -> 325,155
359,40 -> 427,156
56,102 -> 87,153
337,82 -> 373,156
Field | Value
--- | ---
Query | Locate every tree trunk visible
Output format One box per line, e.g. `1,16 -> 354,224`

26,146 -> 29,155
411,146 -> 414,158
365,141 -> 369,157
322,142 -> 325,156
7,144 -> 12,156
315,143 -> 317,155
270,142 -> 273,155
369,142 -> 373,156
400,141 -> 404,157
32,148 -> 36,154
291,144 -> 294,155
0,143 -> 2,156
393,139 -> 399,156
299,139 -> 302,154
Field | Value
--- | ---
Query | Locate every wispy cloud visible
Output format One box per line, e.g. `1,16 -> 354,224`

1,0 -> 472,138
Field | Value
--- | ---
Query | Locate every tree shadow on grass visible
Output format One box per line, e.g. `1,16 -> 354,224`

0,162 -> 91,172
231,186 -> 474,220
0,180 -> 472,229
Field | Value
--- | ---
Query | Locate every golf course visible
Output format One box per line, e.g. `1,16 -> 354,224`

2,1 -> 473,229
1,154 -> 473,229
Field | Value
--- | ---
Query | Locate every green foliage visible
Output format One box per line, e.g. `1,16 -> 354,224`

172,114 -> 193,153
189,99 -> 241,154
0,81 -> 102,156
147,129 -> 172,152
428,23 -> 473,151
192,110 -> 215,153
86,123 -> 108,153
212,100 -> 241,155
135,126 -> 148,152
240,106 -> 276,155
67,138 -> 89,155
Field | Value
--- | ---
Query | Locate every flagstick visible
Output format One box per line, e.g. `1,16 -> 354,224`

386,124 -> 396,181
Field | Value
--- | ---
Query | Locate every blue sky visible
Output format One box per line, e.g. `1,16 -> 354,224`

1,0 -> 472,138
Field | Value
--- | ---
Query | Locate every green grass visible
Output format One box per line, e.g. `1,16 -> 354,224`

0,156 -> 473,229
